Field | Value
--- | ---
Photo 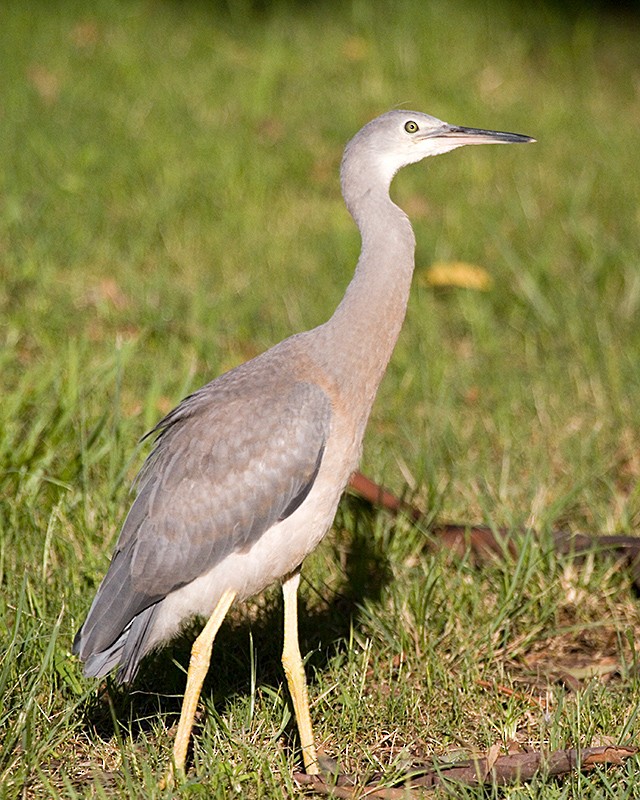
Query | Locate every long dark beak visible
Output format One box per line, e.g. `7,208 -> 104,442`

436,125 -> 535,145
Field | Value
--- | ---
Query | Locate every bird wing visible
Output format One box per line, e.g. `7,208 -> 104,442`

77,371 -> 332,656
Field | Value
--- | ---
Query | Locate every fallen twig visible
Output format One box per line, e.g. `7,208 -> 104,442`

294,745 -> 637,795
348,472 -> 640,590
476,678 -> 547,711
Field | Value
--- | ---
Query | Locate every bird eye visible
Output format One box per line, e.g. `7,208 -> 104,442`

404,120 -> 419,133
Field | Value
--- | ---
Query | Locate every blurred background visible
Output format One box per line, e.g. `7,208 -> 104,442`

2,0 -> 639,527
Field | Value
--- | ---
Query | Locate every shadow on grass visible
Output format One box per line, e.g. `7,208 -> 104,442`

77,495 -> 394,759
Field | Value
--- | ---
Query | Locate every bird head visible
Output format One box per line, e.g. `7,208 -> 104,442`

341,110 -> 534,203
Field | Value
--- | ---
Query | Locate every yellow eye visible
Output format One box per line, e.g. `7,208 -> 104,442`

404,120 -> 419,133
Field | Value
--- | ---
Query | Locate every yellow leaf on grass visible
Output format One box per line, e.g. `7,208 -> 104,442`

342,36 -> 369,61
421,261 -> 493,291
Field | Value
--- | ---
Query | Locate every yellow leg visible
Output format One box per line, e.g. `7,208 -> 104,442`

281,571 -> 319,775
164,587 -> 237,786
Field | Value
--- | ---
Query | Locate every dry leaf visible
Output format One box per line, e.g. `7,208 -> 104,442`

484,742 -> 502,776
27,65 -> 60,105
421,261 -> 493,291
342,36 -> 368,61
70,20 -> 100,49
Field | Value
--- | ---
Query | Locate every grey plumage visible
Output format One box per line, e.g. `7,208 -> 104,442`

73,109 -> 532,776
74,345 -> 332,681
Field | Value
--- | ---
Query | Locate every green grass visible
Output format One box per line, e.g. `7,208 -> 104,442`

2,0 -> 640,796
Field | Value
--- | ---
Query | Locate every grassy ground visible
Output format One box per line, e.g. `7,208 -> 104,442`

2,0 -> 640,796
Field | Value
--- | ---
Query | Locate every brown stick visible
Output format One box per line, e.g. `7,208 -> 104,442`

294,745 -> 637,795
348,472 -> 640,590
475,678 -> 546,711
348,471 -> 421,521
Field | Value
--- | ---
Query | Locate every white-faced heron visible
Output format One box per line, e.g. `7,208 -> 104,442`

73,110 -> 533,780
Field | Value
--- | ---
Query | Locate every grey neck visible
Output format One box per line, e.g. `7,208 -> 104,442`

314,184 -> 416,399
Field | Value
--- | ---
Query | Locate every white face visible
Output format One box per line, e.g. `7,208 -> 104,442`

367,110 -> 532,179
367,112 -> 460,182
341,110 -> 533,204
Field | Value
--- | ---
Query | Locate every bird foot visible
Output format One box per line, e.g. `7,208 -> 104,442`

158,764 -> 184,791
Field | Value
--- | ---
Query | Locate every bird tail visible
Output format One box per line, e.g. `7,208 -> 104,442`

73,604 -> 158,685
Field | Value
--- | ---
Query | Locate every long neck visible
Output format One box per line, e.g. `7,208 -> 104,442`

314,183 -> 416,401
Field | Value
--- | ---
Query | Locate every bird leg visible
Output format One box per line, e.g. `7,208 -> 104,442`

165,587 -> 237,786
281,571 -> 319,775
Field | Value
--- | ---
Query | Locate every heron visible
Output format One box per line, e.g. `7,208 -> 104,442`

73,109 -> 533,780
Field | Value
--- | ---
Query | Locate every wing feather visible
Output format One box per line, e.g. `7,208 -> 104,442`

75,367 -> 331,661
